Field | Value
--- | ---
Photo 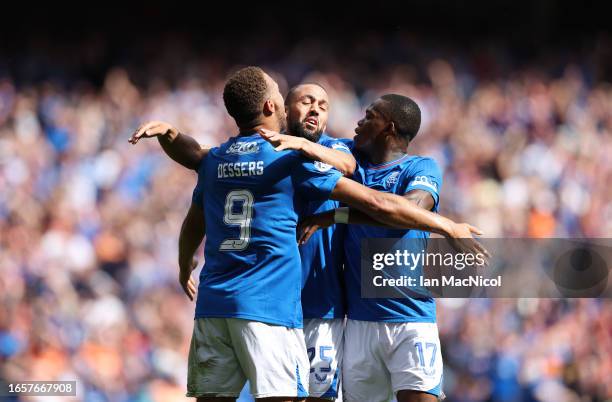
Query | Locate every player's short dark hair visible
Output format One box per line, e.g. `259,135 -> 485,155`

285,82 -> 328,105
223,66 -> 269,126
380,94 -> 421,142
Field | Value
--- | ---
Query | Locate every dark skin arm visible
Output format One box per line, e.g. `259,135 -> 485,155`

129,120 -> 208,170
328,178 -> 471,236
298,179 -> 489,257
178,202 -> 206,301
301,138 -> 356,176
259,128 -> 356,176
159,133 -> 208,171
300,189 -> 435,233
348,189 -> 434,226
403,189 -> 435,210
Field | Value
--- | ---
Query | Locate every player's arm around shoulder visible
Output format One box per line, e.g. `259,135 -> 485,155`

328,177 -> 442,232
335,156 -> 442,226
129,120 -> 209,171
301,138 -> 356,176
259,128 -> 356,176
295,186 -> 436,245
344,188 -> 435,227
299,180 -> 487,258
329,177 -> 484,239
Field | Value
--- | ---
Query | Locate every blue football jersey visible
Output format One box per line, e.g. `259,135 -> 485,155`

191,132 -> 342,328
299,133 -> 352,319
342,140 -> 443,322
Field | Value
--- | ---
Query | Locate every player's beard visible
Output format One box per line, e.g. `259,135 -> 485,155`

288,120 -> 323,143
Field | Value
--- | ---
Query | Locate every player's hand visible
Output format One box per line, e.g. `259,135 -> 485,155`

129,121 -> 179,145
297,211 -> 335,245
258,128 -> 307,152
179,258 -> 198,301
445,222 -> 490,263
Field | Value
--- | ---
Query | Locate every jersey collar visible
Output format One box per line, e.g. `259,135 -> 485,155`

367,154 -> 410,170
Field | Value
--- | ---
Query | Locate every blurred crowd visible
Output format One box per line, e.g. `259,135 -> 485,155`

0,34 -> 611,401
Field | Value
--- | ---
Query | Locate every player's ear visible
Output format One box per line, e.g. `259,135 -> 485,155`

384,120 -> 396,138
263,99 -> 275,117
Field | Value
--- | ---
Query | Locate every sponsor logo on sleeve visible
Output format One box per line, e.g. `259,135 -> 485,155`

409,176 -> 438,192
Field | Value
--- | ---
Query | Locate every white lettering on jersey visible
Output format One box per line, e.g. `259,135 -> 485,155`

408,175 -> 438,192
217,161 -> 265,178
226,142 -> 261,155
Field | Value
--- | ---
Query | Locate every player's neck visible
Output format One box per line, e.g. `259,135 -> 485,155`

369,148 -> 407,165
238,122 -> 281,136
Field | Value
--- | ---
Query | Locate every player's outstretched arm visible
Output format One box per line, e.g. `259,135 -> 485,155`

340,189 -> 435,226
299,190 -> 433,242
325,177 -> 488,256
178,202 -> 206,301
330,177 -> 455,235
259,128 -> 356,175
129,120 -> 208,170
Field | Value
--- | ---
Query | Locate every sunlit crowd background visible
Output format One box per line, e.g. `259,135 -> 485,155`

1,31 -> 611,402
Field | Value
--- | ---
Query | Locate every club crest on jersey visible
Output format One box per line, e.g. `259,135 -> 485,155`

314,161 -> 333,172
226,141 -> 260,155
385,171 -> 401,189
409,175 -> 438,192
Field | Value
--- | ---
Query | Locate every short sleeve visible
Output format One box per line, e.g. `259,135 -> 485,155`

327,139 -> 352,155
401,157 -> 443,210
338,138 -> 354,153
292,155 -> 343,201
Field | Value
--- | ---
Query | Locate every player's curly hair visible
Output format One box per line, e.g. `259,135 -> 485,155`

223,66 -> 269,127
380,94 -> 421,142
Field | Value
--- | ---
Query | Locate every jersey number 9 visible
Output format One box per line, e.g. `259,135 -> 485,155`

220,189 -> 254,251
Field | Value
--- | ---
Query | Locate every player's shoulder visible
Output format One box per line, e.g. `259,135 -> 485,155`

213,135 -> 298,159
318,133 -> 353,147
403,155 -> 442,175
338,137 -> 354,148
318,133 -> 352,152
216,134 -> 262,153
396,156 -> 443,189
